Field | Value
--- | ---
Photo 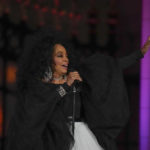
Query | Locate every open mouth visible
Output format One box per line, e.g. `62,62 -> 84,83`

62,65 -> 68,69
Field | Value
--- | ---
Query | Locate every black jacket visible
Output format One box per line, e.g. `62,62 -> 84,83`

5,50 -> 144,150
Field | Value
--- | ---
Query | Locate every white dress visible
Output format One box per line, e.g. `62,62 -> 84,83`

71,122 -> 104,150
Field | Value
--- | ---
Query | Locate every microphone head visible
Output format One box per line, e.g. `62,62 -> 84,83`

68,64 -> 77,72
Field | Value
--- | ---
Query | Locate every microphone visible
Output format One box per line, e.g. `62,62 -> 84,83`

68,67 -> 81,89
73,79 -> 80,88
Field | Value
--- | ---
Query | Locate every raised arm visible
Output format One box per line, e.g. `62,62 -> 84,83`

117,36 -> 150,70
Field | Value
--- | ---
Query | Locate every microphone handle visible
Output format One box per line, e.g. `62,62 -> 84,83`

72,79 -> 80,87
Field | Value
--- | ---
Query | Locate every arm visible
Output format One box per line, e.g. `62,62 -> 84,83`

117,50 -> 144,70
117,36 -> 150,70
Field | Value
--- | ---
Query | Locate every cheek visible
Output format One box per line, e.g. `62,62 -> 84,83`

53,58 -> 62,71
54,57 -> 62,65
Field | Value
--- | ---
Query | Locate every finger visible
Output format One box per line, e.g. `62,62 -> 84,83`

69,72 -> 82,80
72,76 -> 82,81
75,75 -> 82,80
72,72 -> 79,76
71,73 -> 80,77
72,71 -> 78,73
69,72 -> 79,76
78,77 -> 83,81
74,76 -> 82,81
69,71 -> 78,73
70,71 -> 78,73
70,75 -> 78,80
148,36 -> 150,41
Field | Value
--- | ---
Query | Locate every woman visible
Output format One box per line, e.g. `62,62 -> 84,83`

5,29 -> 150,150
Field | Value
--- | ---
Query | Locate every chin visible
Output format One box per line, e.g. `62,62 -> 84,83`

58,70 -> 66,75
62,70 -> 67,75
62,71 -> 67,74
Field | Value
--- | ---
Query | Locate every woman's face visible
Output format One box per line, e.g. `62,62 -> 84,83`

52,44 -> 69,76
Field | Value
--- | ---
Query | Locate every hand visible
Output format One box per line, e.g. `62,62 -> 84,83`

141,36 -> 150,55
66,71 -> 82,86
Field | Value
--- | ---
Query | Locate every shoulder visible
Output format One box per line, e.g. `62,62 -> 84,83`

81,52 -> 113,65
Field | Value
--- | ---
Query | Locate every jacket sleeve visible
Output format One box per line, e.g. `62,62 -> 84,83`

5,80 -> 71,150
117,50 -> 144,70
80,54 -> 131,150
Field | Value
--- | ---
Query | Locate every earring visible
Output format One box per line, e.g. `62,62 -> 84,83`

44,66 -> 52,82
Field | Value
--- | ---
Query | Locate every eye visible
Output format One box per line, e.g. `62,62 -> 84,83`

56,52 -> 63,57
57,54 -> 63,57
56,51 -> 68,58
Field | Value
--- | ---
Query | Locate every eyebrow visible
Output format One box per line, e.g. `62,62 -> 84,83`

56,51 -> 67,55
56,51 -> 63,55
56,51 -> 61,53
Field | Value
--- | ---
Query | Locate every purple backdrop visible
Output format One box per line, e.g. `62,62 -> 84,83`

140,0 -> 150,149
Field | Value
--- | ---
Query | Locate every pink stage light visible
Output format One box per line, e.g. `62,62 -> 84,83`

140,0 -> 150,149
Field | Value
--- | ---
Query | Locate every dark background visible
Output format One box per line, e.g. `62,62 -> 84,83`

0,0 -> 142,150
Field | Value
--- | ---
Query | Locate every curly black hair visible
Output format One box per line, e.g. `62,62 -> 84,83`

16,28 -> 77,93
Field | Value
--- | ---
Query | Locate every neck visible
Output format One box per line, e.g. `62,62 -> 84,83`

52,72 -> 67,81
53,72 -> 63,79
53,76 -> 63,80
51,75 -> 67,84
